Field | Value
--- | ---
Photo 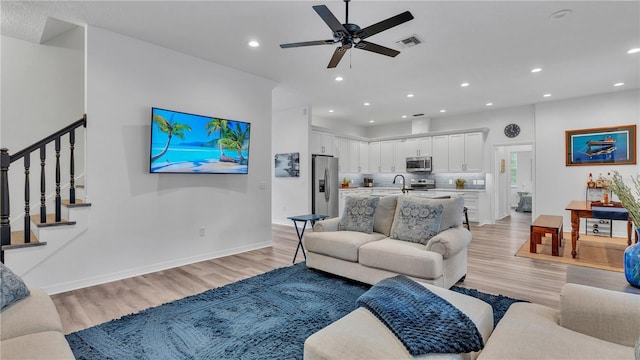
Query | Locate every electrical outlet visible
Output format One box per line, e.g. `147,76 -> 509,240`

199,227 -> 205,237
477,179 -> 485,185
448,179 -> 453,184
472,180 -> 477,185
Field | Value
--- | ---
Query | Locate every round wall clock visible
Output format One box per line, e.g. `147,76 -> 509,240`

504,123 -> 521,138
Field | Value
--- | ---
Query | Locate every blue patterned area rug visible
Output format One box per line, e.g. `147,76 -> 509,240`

66,263 -> 524,359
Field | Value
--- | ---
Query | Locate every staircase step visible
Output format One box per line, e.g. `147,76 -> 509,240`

2,231 -> 46,250
31,214 -> 76,227
62,199 -> 92,208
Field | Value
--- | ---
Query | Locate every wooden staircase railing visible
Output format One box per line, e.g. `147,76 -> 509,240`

1,114 -> 87,263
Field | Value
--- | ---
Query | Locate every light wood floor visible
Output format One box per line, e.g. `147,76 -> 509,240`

52,210 -> 569,335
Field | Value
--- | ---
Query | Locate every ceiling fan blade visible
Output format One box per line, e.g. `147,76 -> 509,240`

356,11 -> 414,39
356,41 -> 400,57
327,45 -> 351,68
280,40 -> 335,48
313,5 -> 348,35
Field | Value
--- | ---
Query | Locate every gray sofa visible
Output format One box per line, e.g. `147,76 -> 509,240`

0,288 -> 75,359
303,195 -> 471,288
305,282 -> 640,359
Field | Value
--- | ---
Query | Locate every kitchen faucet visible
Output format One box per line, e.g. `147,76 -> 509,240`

393,174 -> 407,194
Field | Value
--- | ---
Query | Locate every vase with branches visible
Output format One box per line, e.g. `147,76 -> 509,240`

609,170 -> 640,287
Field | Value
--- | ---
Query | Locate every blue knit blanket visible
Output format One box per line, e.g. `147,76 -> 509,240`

356,276 -> 484,356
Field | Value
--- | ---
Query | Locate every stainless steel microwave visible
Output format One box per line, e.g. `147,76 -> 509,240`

406,156 -> 432,173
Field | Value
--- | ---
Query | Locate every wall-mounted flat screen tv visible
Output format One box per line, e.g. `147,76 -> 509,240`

150,107 -> 250,174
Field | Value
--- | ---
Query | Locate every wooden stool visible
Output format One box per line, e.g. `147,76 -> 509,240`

530,215 -> 564,256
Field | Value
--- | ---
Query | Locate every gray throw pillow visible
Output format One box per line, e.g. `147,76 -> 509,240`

339,195 -> 380,233
390,197 -> 444,245
373,196 -> 398,236
1,262 -> 30,311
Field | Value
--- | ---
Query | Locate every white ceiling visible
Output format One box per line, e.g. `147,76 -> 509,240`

2,1 -> 639,127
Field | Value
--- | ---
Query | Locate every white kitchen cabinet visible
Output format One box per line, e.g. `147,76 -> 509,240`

449,132 -> 484,172
359,141 -> 369,173
393,139 -> 408,172
336,137 -> 350,172
448,134 -> 466,172
406,137 -> 432,157
380,140 -> 395,172
463,132 -> 484,172
310,131 -> 335,155
369,141 -> 381,173
432,135 -> 449,173
348,140 -> 359,172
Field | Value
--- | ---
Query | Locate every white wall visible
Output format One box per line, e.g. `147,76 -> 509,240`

272,106 -> 311,225
535,89 -> 640,235
6,26 -> 276,292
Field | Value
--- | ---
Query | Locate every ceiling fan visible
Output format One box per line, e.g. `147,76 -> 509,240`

280,0 -> 414,68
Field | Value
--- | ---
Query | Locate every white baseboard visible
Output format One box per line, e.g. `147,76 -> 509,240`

44,240 -> 273,294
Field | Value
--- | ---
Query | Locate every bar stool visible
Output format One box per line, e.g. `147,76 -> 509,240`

463,207 -> 470,231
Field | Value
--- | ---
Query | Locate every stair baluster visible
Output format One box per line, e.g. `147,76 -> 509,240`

24,156 -> 31,243
1,149 -> 10,259
55,137 -> 61,222
40,145 -> 46,224
69,129 -> 76,204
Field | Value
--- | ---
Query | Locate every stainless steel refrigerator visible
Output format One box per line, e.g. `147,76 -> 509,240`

312,155 -> 339,217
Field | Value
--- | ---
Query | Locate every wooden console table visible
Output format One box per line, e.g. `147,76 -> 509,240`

565,200 -> 635,259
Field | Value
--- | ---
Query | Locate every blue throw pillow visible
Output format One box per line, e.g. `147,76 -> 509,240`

391,197 -> 444,245
339,195 -> 380,233
1,262 -> 30,311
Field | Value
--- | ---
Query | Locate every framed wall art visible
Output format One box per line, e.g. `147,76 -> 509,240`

274,152 -> 300,177
565,124 -> 636,166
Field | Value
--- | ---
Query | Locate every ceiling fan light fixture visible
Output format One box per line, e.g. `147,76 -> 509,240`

335,76 -> 344,81
460,82 -> 470,87
363,102 -> 370,106
531,67 -> 542,73
550,9 -> 572,20
248,40 -> 260,47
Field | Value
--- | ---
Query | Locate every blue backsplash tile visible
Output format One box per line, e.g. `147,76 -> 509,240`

338,172 -> 486,190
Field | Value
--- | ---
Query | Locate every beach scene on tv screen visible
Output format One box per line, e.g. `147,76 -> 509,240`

150,108 -> 250,174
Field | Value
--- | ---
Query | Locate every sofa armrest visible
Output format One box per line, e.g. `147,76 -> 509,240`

560,283 -> 640,347
425,227 -> 471,259
312,217 -> 340,232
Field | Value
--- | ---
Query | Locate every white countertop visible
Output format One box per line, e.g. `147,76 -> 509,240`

339,187 -> 485,192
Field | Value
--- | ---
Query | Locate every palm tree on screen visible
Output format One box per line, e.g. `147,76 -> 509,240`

205,117 -> 229,158
219,123 -> 250,163
151,114 -> 192,163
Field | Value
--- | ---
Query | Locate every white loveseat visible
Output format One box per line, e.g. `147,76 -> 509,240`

303,195 -> 471,288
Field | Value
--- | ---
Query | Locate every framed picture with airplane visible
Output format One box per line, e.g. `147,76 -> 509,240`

565,124 -> 636,166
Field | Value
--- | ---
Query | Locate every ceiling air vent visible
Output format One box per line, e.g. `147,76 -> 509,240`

396,35 -> 423,48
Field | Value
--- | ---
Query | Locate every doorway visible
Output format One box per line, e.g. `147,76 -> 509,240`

494,144 -> 533,220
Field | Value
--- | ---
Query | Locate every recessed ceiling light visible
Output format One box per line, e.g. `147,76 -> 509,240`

440,109 -> 447,113
407,94 -> 414,98
402,115 -> 408,119
369,120 -> 375,123
486,102 -> 493,106
363,102 -> 370,106
329,109 -> 334,113
550,9 -> 572,19
543,93 -> 552,97
628,48 -> 640,54
531,68 -> 542,73
460,82 -> 469,87
335,76 -> 344,81
614,82 -> 625,87
248,40 -> 260,47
